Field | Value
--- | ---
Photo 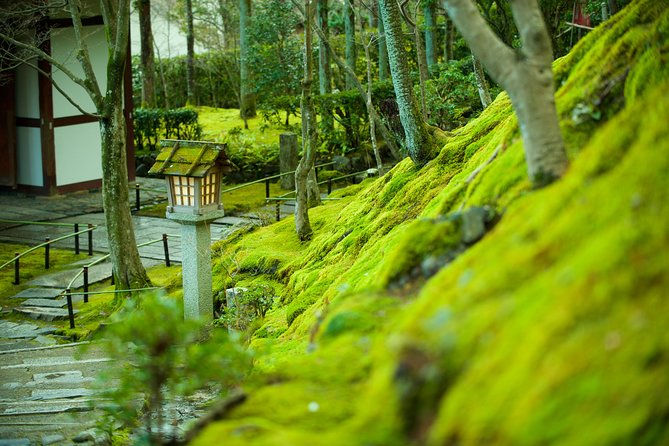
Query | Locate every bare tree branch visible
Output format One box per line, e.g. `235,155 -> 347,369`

68,0 -> 103,107
0,30 -> 94,96
21,58 -> 101,118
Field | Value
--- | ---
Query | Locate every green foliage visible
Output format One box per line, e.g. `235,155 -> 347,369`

247,0 -> 303,103
221,130 -> 280,183
93,292 -> 251,443
132,52 -> 239,109
424,58 -> 500,130
133,108 -> 202,152
217,284 -> 276,332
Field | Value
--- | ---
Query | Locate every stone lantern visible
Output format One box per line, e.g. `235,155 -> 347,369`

149,140 -> 233,320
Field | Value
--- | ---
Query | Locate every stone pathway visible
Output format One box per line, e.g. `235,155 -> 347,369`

0,342 -> 111,444
0,178 -> 300,442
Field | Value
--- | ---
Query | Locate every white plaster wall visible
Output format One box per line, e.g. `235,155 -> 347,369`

15,62 -> 40,119
54,122 -> 103,186
51,25 -> 107,118
16,127 -> 43,186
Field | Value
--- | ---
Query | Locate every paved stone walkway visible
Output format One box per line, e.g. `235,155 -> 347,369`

0,177 -> 298,442
0,341 -> 112,444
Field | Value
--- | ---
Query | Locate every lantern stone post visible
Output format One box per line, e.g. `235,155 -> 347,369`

149,139 -> 233,321
166,211 -> 224,320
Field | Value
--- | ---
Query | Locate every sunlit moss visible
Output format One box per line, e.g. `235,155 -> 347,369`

196,3 -> 669,444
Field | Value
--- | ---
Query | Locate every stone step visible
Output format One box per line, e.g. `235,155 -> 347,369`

9,288 -> 64,300
29,388 -> 94,401
0,322 -> 56,340
13,307 -> 78,322
20,299 -> 67,309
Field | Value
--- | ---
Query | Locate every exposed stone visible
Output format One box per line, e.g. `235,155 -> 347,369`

0,321 -> 56,339
10,288 -> 64,300
41,434 -> 65,445
0,440 -> 30,446
13,307 -> 79,322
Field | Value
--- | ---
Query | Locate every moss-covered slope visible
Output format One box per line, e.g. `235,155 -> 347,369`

195,2 -> 669,444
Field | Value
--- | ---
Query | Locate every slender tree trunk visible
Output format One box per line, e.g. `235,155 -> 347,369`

295,0 -> 318,241
377,2 -> 390,81
471,52 -> 491,108
379,0 -> 434,165
318,0 -> 334,136
138,0 -> 156,108
239,0 -> 256,121
364,37 -> 383,175
445,16 -> 454,61
185,0 -> 196,105
303,0 -> 402,161
344,0 -> 356,89
414,19 -> 429,119
443,0 -> 568,186
423,0 -> 437,72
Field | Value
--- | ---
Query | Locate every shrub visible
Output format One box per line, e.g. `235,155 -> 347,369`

133,108 -> 203,153
93,292 -> 251,443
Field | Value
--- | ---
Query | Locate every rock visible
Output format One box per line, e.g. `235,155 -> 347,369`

0,440 -> 30,446
446,206 -> 496,245
332,155 -> 352,172
135,163 -> 149,177
42,434 -> 65,445
73,428 -> 107,444
225,287 -> 247,303
0,321 -> 56,339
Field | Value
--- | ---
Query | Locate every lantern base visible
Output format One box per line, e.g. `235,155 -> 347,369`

165,208 -> 226,224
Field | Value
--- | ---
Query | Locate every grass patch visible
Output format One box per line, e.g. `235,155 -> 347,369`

197,107 -> 293,146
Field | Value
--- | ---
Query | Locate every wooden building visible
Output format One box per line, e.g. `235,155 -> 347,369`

0,3 -> 134,195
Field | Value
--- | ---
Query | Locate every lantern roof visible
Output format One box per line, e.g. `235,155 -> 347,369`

148,139 -> 233,177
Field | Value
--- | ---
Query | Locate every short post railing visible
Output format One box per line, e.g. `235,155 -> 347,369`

0,224 -> 97,285
65,288 -> 75,329
83,266 -> 89,303
88,224 -> 93,256
162,233 -> 171,267
136,183 -> 141,211
13,253 -> 19,285
74,223 -> 80,254
44,238 -> 50,269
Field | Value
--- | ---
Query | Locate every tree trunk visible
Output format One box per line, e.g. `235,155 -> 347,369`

239,0 -> 256,119
185,0 -> 196,105
307,1 -> 402,161
317,0 -> 334,136
379,0 -> 434,165
413,18 -> 429,119
295,0 -> 318,241
423,0 -> 437,72
138,0 -> 156,108
100,76 -> 151,293
443,0 -> 568,186
364,37 -> 384,175
344,0 -> 356,90
471,52 -> 491,108
445,16 -> 454,61
377,2 -> 390,81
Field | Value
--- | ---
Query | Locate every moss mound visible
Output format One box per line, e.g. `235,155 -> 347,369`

194,2 -> 669,445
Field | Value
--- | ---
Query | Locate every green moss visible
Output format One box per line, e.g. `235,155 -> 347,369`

196,5 -> 669,444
